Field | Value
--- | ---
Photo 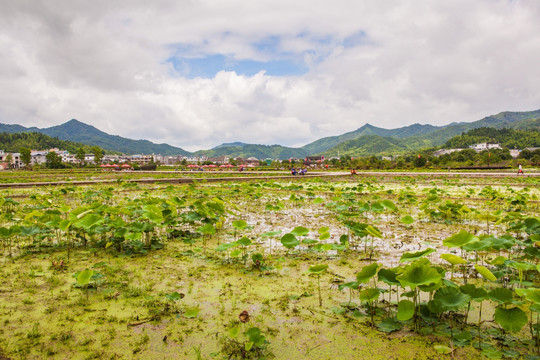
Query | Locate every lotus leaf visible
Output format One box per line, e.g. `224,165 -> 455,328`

443,230 -> 477,248
431,287 -> 470,313
356,263 -> 380,284
397,300 -> 415,321
377,268 -> 400,286
474,265 -> 497,282
459,284 -> 488,301
359,288 -> 381,302
308,264 -> 328,274
397,262 -> 441,289
489,288 -> 513,304
77,269 -> 94,286
291,226 -> 309,237
232,220 -> 247,230
494,307 -> 528,332
399,248 -> 435,263
400,215 -> 414,225
280,233 -> 299,249
440,254 -> 467,265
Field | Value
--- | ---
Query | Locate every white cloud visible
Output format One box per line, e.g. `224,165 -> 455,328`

0,0 -> 539,152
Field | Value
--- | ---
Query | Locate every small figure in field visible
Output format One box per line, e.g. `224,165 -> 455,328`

351,169 -> 357,175
518,164 -> 523,175
291,168 -> 297,175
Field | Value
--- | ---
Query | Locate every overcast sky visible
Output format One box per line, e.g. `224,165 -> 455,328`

1,0 -> 539,151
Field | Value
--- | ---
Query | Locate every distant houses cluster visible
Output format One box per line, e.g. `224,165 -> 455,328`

0,148 -> 270,170
432,142 -> 537,159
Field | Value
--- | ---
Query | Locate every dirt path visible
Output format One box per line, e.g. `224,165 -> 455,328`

0,170 -> 537,189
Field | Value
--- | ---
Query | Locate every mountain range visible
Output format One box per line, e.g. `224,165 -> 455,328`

1,109 -> 539,159
0,120 -> 191,156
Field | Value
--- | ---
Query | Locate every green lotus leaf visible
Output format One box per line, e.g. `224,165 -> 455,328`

489,288 -> 514,304
319,232 -> 331,241
280,233 -> 299,249
397,300 -> 415,321
490,236 -> 515,250
441,254 -> 467,265
443,230 -> 477,248
525,289 -> 540,304
462,240 -> 492,252
291,226 -> 309,237
365,225 -> 383,239
377,318 -> 402,333
431,287 -> 471,312
434,345 -> 453,355
183,306 -> 200,318
245,327 -> 265,347
507,261 -> 536,271
142,204 -> 163,223
418,279 -> 442,293
359,288 -> 381,302
474,265 -> 497,282
165,292 -> 184,301
338,281 -> 359,291
356,263 -> 380,284
371,202 -> 385,212
397,262 -> 441,289
308,264 -> 328,274
378,268 -> 400,286
197,223 -> 216,235
232,219 -> 247,230
381,200 -> 397,211
459,284 -> 488,301
400,215 -> 414,225
400,248 -> 435,263
321,243 -> 332,251
237,236 -> 252,246
494,307 -> 528,332
76,269 -> 94,286
318,226 -> 329,234
75,214 -> 104,230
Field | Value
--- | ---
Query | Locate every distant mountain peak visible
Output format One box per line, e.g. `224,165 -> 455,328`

0,119 -> 192,156
212,142 -> 247,149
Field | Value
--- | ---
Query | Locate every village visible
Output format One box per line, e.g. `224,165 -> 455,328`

0,141 -> 538,171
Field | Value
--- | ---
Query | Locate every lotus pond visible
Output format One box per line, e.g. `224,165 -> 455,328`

0,172 -> 539,359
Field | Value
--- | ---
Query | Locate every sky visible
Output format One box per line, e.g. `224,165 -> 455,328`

1,0 -> 540,152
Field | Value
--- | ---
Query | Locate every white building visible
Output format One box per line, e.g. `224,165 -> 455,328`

469,143 -> 502,152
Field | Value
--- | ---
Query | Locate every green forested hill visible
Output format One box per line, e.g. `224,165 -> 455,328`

301,123 -> 440,154
444,127 -> 540,149
0,132 -> 95,154
2,109 -> 539,159
0,119 -> 192,156
302,109 -> 540,155
195,144 -> 307,159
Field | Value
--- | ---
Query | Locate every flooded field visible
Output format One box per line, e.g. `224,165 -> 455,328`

0,171 -> 539,359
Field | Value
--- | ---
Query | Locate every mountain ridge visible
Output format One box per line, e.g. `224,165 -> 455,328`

0,119 -> 192,156
1,109 -> 539,159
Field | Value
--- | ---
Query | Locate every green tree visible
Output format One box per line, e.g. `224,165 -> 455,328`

4,153 -> 13,169
45,151 -> 63,169
20,147 -> 31,168
76,147 -> 86,166
414,155 -> 427,168
91,146 -> 103,165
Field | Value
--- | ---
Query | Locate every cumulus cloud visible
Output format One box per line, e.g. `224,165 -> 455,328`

0,0 -> 539,151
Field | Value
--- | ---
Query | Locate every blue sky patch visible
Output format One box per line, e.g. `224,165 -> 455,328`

168,54 -> 309,78
167,31 -> 368,78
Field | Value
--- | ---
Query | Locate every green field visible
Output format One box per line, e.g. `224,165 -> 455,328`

0,171 -> 539,359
